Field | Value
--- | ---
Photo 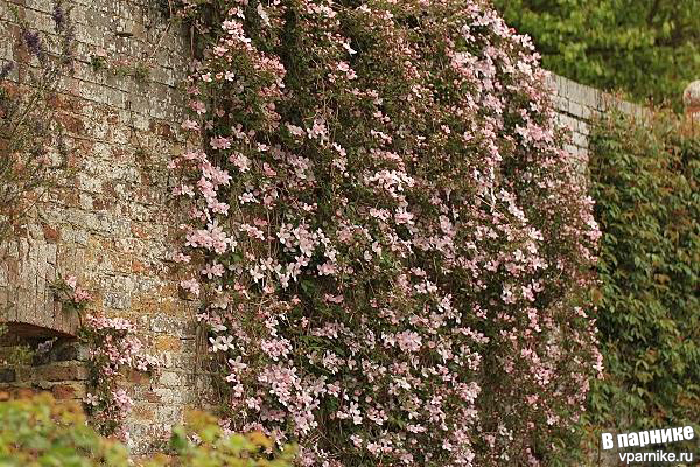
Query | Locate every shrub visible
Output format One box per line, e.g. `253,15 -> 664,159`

0,394 -> 128,466
170,0 -> 602,465
491,0 -> 699,110
163,411 -> 295,467
586,112 -> 700,442
0,394 -> 294,467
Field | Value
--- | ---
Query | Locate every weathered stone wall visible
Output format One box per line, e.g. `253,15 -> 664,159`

548,73 -> 649,162
0,0 -> 208,454
0,339 -> 88,404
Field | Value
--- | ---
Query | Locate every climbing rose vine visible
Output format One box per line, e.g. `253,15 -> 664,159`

170,0 -> 602,465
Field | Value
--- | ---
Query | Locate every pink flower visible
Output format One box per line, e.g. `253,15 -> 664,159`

180,278 -> 200,296
210,136 -> 231,149
65,275 -> 77,289
190,100 -> 206,115
182,119 -> 199,131
74,287 -> 91,302
112,389 -> 133,410
202,261 -> 225,279
396,331 -> 422,352
83,392 -> 99,406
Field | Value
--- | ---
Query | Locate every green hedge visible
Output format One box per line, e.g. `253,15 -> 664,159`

586,112 -> 700,440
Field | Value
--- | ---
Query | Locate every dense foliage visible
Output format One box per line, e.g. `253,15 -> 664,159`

0,395 -> 126,467
493,0 -> 700,109
587,112 -> 700,438
0,395 -> 293,467
169,1 -> 602,465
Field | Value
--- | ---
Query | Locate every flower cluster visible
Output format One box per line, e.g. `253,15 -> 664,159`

52,274 -> 92,314
171,1 -> 602,465
64,275 -> 91,302
80,314 -> 159,441
54,275 -> 158,439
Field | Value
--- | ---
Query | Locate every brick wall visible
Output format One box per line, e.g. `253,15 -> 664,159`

548,73 -> 649,162
0,340 -> 88,404
0,0 -> 210,454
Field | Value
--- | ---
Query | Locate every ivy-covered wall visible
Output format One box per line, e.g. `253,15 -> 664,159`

0,0 -> 648,456
586,110 -> 699,462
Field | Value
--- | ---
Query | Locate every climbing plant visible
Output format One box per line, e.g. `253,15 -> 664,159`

79,314 -> 160,440
586,110 -> 700,446
52,275 -> 159,441
169,0 -> 602,465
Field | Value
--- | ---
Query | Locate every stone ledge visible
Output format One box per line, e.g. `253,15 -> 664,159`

0,361 -> 88,383
24,361 -> 89,382
0,380 -> 87,400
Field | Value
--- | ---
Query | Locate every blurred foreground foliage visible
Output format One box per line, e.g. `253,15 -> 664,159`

0,394 -> 295,467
